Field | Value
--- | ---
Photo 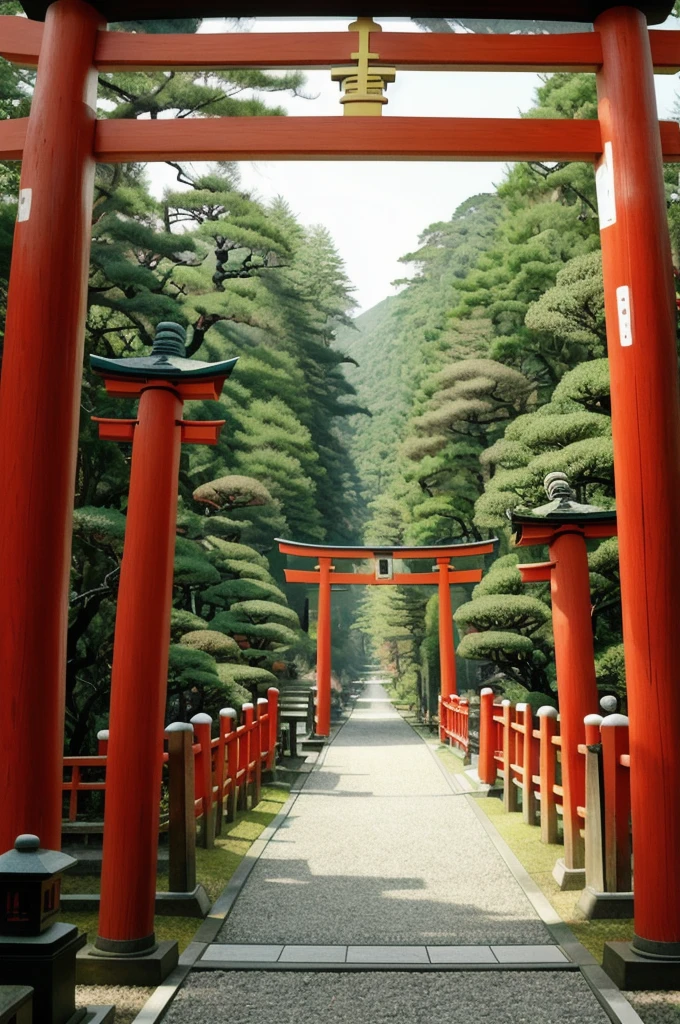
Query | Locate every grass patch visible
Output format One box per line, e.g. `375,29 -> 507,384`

435,744 -> 468,776
59,784 -> 289,951
475,797 -> 634,962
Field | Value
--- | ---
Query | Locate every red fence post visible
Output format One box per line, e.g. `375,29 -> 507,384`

220,708 -> 238,823
478,687 -> 496,785
601,713 -> 632,894
0,0 -> 103,854
517,703 -> 537,825
267,687 -> 279,770
97,730 -> 109,757
191,713 -> 214,850
238,703 -> 254,811
255,697 -> 268,802
538,706 -> 559,845
502,700 -> 518,813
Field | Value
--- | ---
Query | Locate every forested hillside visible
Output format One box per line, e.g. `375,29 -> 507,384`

340,69 -> 680,715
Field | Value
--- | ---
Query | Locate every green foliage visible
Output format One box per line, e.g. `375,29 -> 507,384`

171,609 -> 209,640
179,630 -> 242,660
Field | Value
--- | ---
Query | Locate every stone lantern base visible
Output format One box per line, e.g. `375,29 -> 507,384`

0,923 -> 113,1024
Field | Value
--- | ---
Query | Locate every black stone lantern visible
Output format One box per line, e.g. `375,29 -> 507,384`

0,834 -> 75,937
0,836 -> 113,1024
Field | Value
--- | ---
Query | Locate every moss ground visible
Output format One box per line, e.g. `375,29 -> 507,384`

475,796 -> 634,961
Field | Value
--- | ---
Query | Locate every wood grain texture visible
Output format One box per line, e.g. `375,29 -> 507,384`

0,118 -> 28,159
596,5 -> 680,950
278,538 -> 494,559
93,28 -> 602,73
93,115 -> 680,164
98,386 -> 183,946
0,0 -> 102,856
0,14 -> 42,66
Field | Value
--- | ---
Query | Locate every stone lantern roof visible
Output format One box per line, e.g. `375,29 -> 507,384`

90,322 -> 237,384
0,835 -> 76,879
509,472 -> 617,543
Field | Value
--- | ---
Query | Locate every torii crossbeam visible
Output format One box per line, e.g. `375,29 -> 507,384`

277,538 -> 496,736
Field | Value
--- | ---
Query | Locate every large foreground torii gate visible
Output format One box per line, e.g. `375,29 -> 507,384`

0,0 -> 679,977
277,538 -> 495,735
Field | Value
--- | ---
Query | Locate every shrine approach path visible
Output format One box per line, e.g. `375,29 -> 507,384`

164,682 -> 613,1023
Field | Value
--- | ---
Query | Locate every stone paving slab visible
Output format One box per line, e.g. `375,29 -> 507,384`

163,970 -> 611,1023
218,683 -> 551,946
199,943 -> 570,966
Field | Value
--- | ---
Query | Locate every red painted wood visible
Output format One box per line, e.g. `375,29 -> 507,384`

284,569 -> 482,586
93,28 -> 601,73
0,118 -> 27,159
178,420 -> 225,445
94,116 -> 606,164
596,5 -> 680,952
437,558 -> 457,699
538,708 -> 559,845
278,539 -> 494,560
4,19 -> 679,76
0,117 -> 677,166
518,561 -> 555,583
97,384 -> 182,950
548,530 -> 600,871
0,0 -> 101,855
315,557 -> 332,738
478,689 -> 497,785
0,14 -> 43,66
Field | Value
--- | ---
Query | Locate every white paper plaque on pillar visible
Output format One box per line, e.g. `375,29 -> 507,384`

596,141 -> 617,229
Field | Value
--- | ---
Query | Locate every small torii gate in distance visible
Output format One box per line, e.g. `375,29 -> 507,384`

277,538 -> 496,736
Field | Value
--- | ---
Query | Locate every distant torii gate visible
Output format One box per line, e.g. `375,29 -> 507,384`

277,538 -> 495,736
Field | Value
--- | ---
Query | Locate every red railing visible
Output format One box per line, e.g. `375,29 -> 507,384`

62,687 -> 279,836
479,692 -> 632,895
438,694 -> 470,755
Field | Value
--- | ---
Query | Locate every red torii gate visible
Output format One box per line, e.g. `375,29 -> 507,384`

0,0 -> 678,982
277,538 -> 495,736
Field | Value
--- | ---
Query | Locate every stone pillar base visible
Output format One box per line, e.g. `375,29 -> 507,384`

76,940 -> 178,986
604,941 -> 680,990
552,858 -> 585,891
577,887 -> 634,920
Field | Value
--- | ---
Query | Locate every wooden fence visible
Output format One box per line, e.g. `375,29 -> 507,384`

438,694 -> 470,756
61,687 -> 279,893
478,689 -> 631,897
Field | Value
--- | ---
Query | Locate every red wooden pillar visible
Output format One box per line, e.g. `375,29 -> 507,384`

315,556 -> 332,737
548,530 -> 599,873
596,6 -> 680,957
478,687 -> 496,785
0,0 -> 102,854
96,384 -> 182,954
436,557 -> 457,699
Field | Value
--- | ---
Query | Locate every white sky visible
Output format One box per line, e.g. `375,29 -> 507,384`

147,17 -> 680,313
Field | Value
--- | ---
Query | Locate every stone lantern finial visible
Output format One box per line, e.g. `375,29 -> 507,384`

544,471 -> 577,503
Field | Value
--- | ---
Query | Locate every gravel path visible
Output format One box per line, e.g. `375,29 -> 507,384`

163,683 -> 614,1024
218,683 -> 551,946
164,970 -> 609,1024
